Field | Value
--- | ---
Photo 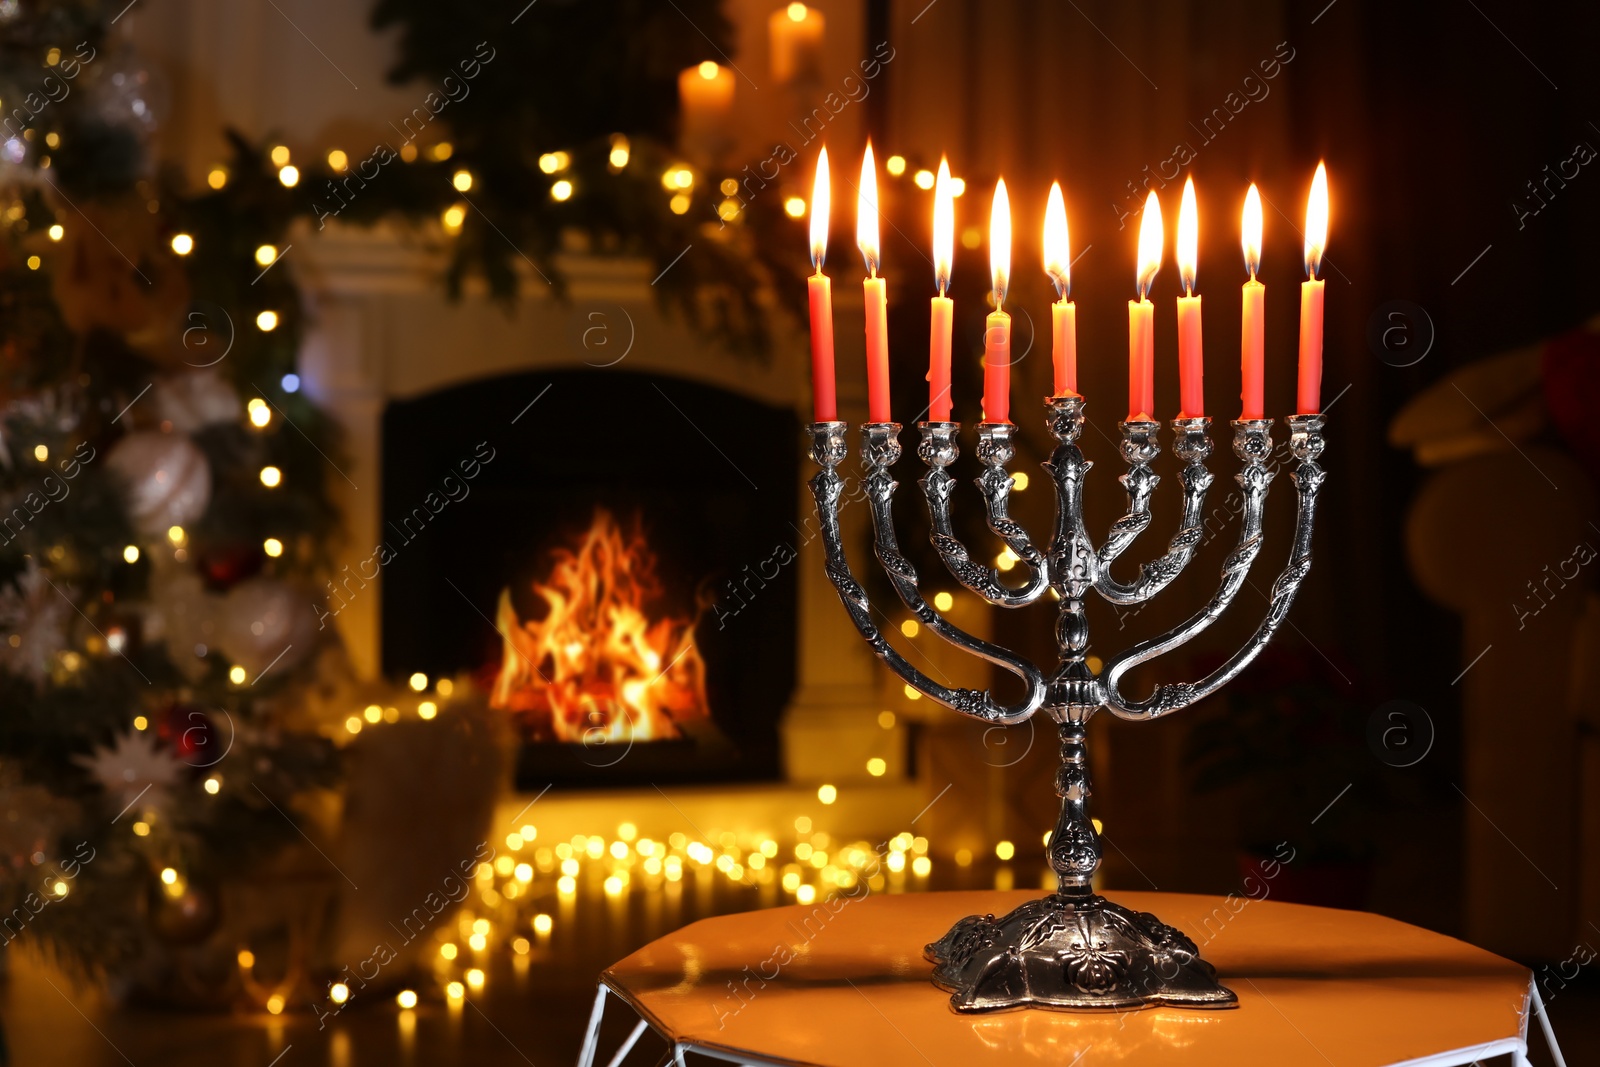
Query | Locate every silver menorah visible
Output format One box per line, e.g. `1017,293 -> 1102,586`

807,395 -> 1327,1012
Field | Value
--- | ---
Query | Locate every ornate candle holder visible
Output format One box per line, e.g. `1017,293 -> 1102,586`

806,395 -> 1327,1012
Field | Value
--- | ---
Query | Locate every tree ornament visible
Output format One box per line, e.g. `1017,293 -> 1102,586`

195,542 -> 265,593
75,731 -> 185,815
152,369 -> 241,434
154,703 -> 217,766
106,431 -> 212,536
0,560 -> 73,684
219,577 -> 317,677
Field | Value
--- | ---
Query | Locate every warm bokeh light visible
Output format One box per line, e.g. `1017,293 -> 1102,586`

397,989 -> 418,1009
1177,176 -> 1198,296
551,179 -> 573,201
269,145 -> 290,166
788,2 -> 807,20
327,149 -> 348,171
122,545 -> 140,563
856,143 -> 879,274
809,146 -> 829,270
1136,191 -> 1163,299
885,154 -> 906,177
259,465 -> 282,488
278,165 -> 299,188
47,224 -> 63,241
912,168 -> 934,190
256,310 -> 279,332
207,167 -> 228,189
1043,181 -> 1070,299
263,537 -> 284,557
409,672 -> 428,691
255,244 -> 277,266
933,157 -> 953,294
989,177 -> 1010,308
1305,161 -> 1329,277
817,783 -> 838,804
607,135 -> 630,170
698,60 -> 719,79
1243,183 -> 1263,279
784,196 -> 806,218
452,169 -> 473,192
170,233 -> 194,255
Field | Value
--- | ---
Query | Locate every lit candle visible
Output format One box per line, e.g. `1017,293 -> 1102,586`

1129,191 -> 1162,422
982,178 -> 1012,424
769,3 -> 825,85
807,147 -> 836,422
858,143 -> 891,423
1175,177 -> 1204,418
929,157 -> 954,421
1043,181 -> 1077,397
1297,162 -> 1329,414
677,62 -> 735,164
1240,183 -> 1265,420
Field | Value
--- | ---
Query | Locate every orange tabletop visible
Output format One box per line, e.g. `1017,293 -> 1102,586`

600,890 -> 1532,1066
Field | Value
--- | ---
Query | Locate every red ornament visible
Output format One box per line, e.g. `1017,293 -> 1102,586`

155,704 -> 215,765
195,542 -> 265,593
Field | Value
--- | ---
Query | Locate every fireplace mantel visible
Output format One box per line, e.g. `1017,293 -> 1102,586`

295,222 -> 892,787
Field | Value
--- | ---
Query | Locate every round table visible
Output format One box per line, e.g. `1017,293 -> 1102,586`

578,890 -> 1556,1067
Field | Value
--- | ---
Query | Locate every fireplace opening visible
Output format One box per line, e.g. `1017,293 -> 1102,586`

380,369 -> 798,787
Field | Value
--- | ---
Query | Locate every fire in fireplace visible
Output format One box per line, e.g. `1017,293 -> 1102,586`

490,507 -> 711,745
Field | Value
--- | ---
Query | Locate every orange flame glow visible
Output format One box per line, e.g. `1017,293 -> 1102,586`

491,509 -> 708,744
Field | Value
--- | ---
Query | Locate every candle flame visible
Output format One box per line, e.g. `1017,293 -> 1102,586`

1136,190 -> 1162,300
857,142 -> 880,276
1304,161 -> 1328,277
1176,176 -> 1198,296
810,147 -> 830,271
1242,183 -> 1262,279
933,157 -> 954,294
990,177 -> 1010,307
1043,181 -> 1070,299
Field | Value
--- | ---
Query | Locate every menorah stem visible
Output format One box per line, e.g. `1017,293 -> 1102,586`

1049,719 -> 1100,894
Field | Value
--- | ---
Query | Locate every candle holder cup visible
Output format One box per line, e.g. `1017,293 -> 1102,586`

806,396 -> 1327,1012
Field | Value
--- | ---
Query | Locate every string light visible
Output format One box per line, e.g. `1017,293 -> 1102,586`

452,169 -> 473,192
267,994 -> 285,1015
784,196 -> 806,218
817,783 -> 837,804
133,715 -> 149,731
47,224 -> 62,240
344,716 -> 362,734
259,466 -> 282,487
397,990 -> 418,1009
418,700 -> 438,720
270,145 -> 291,166
263,537 -> 283,558
995,840 -> 1015,861
254,244 -> 277,266
32,444 -> 46,461
668,194 -> 690,215
327,149 -> 348,171
167,525 -> 185,544
229,665 -> 247,684
207,167 -> 228,189
204,776 -> 221,794
442,203 -> 466,232
913,169 -> 934,190
170,233 -> 194,255
432,142 -> 453,161
933,591 -> 954,611
551,180 -> 573,202
899,619 -> 919,637
25,255 -> 39,270
247,397 -> 271,427
878,710 -> 895,729
278,165 -> 299,188
886,155 -> 907,177
866,757 -> 887,776
409,672 -> 428,691
608,135 -> 630,170
238,949 -> 255,969
256,310 -> 279,332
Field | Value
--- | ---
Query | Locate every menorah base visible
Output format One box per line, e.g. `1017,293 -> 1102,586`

924,891 -> 1239,1012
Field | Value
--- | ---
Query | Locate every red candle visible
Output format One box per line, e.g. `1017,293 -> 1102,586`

1297,162 -> 1329,415
982,178 -> 1012,424
1043,181 -> 1078,396
929,157 -> 954,421
807,147 -> 836,421
1240,183 -> 1265,420
858,143 -> 891,423
1175,177 -> 1204,418
1128,191 -> 1162,422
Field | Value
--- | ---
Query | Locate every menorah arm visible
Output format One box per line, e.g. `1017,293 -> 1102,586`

808,422 -> 1045,725
1095,419 -> 1161,566
918,421 -> 1050,608
1096,417 -> 1215,605
1098,418 -> 1285,720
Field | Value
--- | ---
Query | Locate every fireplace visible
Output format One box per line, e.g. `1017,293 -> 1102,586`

379,368 -> 798,787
